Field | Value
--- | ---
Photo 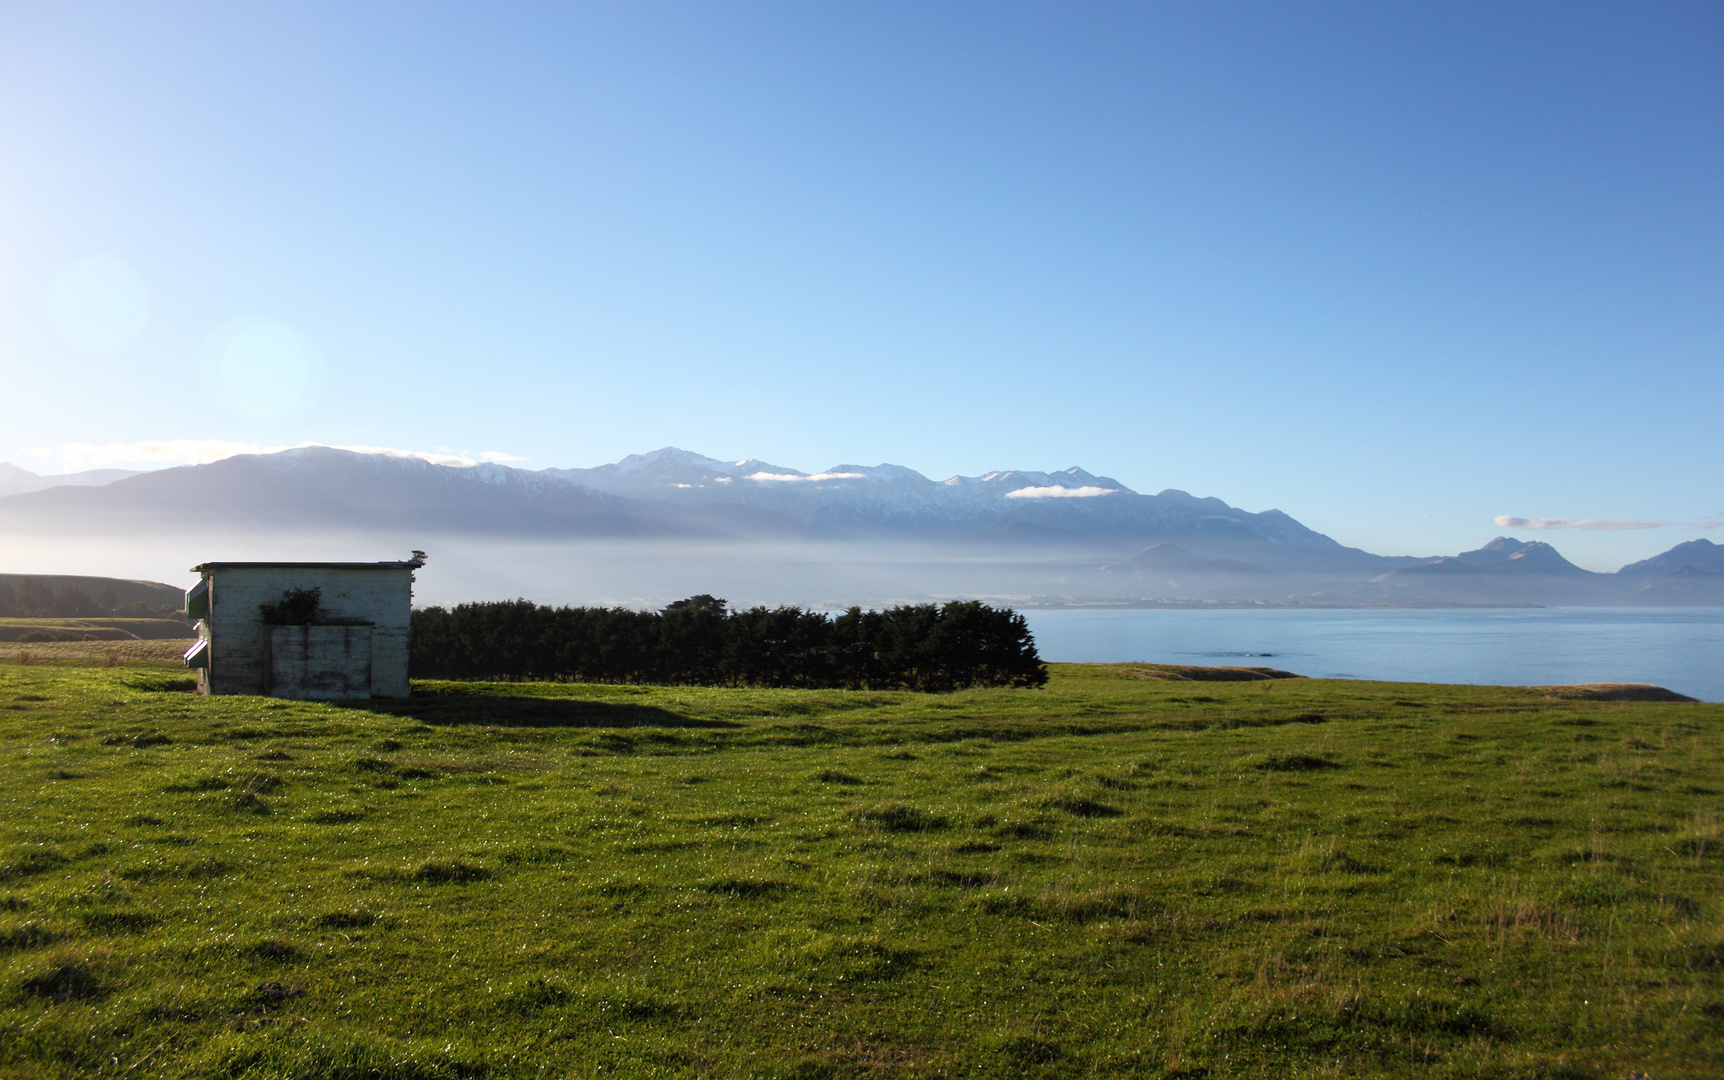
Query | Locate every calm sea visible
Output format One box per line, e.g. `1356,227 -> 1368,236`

1022,607 -> 1724,703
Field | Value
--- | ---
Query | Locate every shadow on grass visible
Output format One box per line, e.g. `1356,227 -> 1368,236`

343,691 -> 738,730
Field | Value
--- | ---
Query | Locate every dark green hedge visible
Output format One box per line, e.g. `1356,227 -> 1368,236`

409,595 -> 1047,691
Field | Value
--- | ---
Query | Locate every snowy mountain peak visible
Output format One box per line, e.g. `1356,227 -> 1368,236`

611,447 -> 745,476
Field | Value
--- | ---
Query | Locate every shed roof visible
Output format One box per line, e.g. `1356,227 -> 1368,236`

191,561 -> 420,572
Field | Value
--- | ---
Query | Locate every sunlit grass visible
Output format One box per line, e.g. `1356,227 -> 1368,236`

0,659 -> 1718,1078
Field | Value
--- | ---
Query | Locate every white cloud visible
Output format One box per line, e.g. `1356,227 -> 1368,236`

1493,515 -> 1664,531
34,440 -> 286,470
325,444 -> 487,467
32,440 -> 524,472
1005,485 -> 1119,499
744,471 -> 866,483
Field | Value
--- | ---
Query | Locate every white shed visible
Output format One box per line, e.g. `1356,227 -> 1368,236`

183,554 -> 423,699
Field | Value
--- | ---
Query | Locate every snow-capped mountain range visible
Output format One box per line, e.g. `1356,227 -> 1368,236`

0,445 -> 1717,606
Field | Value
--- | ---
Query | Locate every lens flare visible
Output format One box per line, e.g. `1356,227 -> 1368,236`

199,318 -> 326,417
47,255 -> 150,353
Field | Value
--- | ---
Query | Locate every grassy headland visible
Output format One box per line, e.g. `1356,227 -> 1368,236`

0,660 -> 1718,1078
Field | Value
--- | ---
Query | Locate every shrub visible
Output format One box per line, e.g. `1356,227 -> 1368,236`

409,597 -> 1047,691
259,587 -> 322,626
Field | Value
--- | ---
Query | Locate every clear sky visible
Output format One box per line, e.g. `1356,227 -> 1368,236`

1,2 -> 1719,571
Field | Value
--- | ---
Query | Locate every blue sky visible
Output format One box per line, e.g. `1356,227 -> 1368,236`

1,2 -> 1719,570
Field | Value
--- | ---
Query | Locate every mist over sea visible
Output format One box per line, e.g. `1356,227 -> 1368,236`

1025,607 -> 1724,703
4,526 -> 1717,699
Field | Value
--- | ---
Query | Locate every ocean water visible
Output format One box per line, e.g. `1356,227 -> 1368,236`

1022,607 -> 1724,703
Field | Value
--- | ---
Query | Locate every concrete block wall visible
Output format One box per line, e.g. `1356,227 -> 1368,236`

269,624 -> 373,699
204,566 -> 412,698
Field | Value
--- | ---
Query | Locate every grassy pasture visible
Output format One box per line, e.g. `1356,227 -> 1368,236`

0,660 -> 1719,1079
0,618 -> 195,642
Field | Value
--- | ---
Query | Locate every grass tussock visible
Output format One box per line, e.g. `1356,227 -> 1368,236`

412,860 -> 491,884
852,803 -> 948,831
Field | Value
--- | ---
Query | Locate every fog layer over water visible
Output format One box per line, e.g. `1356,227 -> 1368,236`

6,531 -> 1717,700
0,532 -> 1095,608
1026,608 -> 1724,702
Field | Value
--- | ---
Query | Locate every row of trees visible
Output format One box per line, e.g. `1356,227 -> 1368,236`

0,579 -> 169,619
409,595 -> 1048,691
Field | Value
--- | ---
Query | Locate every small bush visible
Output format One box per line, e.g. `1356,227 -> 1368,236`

410,596 -> 1048,691
259,587 -> 322,626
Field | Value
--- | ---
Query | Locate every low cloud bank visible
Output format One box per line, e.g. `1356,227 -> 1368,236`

328,445 -> 525,467
744,471 -> 866,483
1494,515 -> 1663,531
35,440 -> 283,470
1005,485 -> 1119,499
31,441 -> 523,472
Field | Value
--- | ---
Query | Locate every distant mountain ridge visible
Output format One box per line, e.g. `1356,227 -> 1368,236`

544,447 -> 1380,569
0,462 -> 145,498
0,445 -> 1715,607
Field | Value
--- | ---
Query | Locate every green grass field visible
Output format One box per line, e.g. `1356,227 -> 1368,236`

0,660 -> 1719,1079
0,618 -> 196,642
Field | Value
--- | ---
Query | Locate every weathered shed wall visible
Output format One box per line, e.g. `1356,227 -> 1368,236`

269,624 -> 373,699
203,566 -> 411,698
